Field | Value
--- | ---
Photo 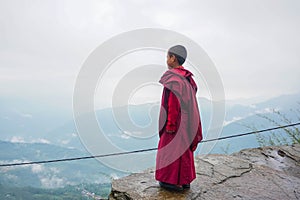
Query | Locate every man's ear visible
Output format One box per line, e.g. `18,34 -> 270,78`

170,55 -> 176,62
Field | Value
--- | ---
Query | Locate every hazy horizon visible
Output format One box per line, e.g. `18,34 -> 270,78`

1,0 -> 300,110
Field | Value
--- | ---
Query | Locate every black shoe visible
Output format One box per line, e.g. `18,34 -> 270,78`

159,182 -> 183,192
182,184 -> 190,189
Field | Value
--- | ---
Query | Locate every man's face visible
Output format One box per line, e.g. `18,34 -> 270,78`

166,54 -> 175,69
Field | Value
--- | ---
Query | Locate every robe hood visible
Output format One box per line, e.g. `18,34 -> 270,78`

159,67 -> 198,92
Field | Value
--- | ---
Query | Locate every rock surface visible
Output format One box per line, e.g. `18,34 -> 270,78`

109,144 -> 300,200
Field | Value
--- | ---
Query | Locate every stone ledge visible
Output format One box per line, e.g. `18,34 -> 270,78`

109,144 -> 300,200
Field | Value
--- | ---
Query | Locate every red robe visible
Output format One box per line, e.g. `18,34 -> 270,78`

155,66 -> 202,185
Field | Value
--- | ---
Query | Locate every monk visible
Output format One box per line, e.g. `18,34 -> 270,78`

155,45 -> 202,191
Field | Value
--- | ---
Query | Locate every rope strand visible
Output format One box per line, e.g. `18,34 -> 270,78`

1,122 -> 299,167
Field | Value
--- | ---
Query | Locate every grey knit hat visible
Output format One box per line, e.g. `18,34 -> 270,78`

168,45 -> 187,65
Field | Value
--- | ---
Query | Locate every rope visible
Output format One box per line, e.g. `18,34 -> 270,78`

1,122 -> 299,167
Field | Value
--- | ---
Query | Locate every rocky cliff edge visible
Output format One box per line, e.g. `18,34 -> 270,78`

109,144 -> 300,200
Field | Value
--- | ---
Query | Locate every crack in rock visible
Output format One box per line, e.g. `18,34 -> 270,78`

214,164 -> 253,185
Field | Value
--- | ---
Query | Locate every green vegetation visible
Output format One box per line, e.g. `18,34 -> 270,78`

250,106 -> 300,147
0,141 -> 127,199
0,183 -> 111,200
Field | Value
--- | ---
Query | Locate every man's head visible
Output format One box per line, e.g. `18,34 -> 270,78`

167,45 -> 187,68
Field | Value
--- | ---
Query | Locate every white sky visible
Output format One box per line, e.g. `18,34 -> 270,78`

1,0 -> 300,108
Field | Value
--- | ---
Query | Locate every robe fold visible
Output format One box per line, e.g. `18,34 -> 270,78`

155,66 -> 202,185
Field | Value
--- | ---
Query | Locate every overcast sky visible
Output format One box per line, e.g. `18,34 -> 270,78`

1,0 -> 300,109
